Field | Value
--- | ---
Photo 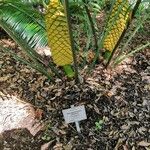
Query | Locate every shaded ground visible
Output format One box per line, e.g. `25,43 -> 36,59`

0,46 -> 150,150
0,23 -> 150,150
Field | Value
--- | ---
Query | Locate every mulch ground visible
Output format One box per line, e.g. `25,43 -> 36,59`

0,26 -> 150,149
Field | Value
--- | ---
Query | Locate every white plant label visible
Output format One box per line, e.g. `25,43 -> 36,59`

62,105 -> 87,123
62,105 -> 87,132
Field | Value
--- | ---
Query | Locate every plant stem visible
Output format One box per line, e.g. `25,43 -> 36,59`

82,0 -> 98,52
114,14 -> 148,66
121,24 -> 140,52
113,42 -> 150,66
64,0 -> 79,83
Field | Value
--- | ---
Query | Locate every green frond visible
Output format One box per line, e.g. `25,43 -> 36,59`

1,0 -> 44,5
0,1 -> 48,49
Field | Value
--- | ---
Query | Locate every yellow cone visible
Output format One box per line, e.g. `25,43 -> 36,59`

103,0 -> 130,52
45,0 -> 73,66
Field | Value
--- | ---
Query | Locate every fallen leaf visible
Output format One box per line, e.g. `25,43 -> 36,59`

138,141 -> 150,147
63,143 -> 73,150
132,146 -> 136,150
41,140 -> 55,150
123,145 -> 128,150
35,108 -> 44,120
53,143 -> 63,150
114,138 -> 125,150
0,76 -> 10,82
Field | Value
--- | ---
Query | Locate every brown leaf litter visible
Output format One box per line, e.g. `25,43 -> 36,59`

0,25 -> 150,149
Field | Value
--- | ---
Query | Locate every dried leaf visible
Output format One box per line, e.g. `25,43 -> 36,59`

123,145 -> 128,150
41,140 -> 55,150
138,141 -> 150,147
53,143 -> 63,150
0,76 -> 10,82
35,108 -> 44,120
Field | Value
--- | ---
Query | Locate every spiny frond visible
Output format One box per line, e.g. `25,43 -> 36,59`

0,1 -> 47,49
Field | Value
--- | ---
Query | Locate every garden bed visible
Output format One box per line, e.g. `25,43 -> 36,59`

0,31 -> 149,149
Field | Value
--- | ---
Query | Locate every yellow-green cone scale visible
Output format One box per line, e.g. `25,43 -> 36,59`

103,0 -> 130,52
45,0 -> 73,66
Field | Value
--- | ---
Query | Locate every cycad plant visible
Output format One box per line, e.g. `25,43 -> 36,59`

0,0 -> 60,81
0,0 -> 149,82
